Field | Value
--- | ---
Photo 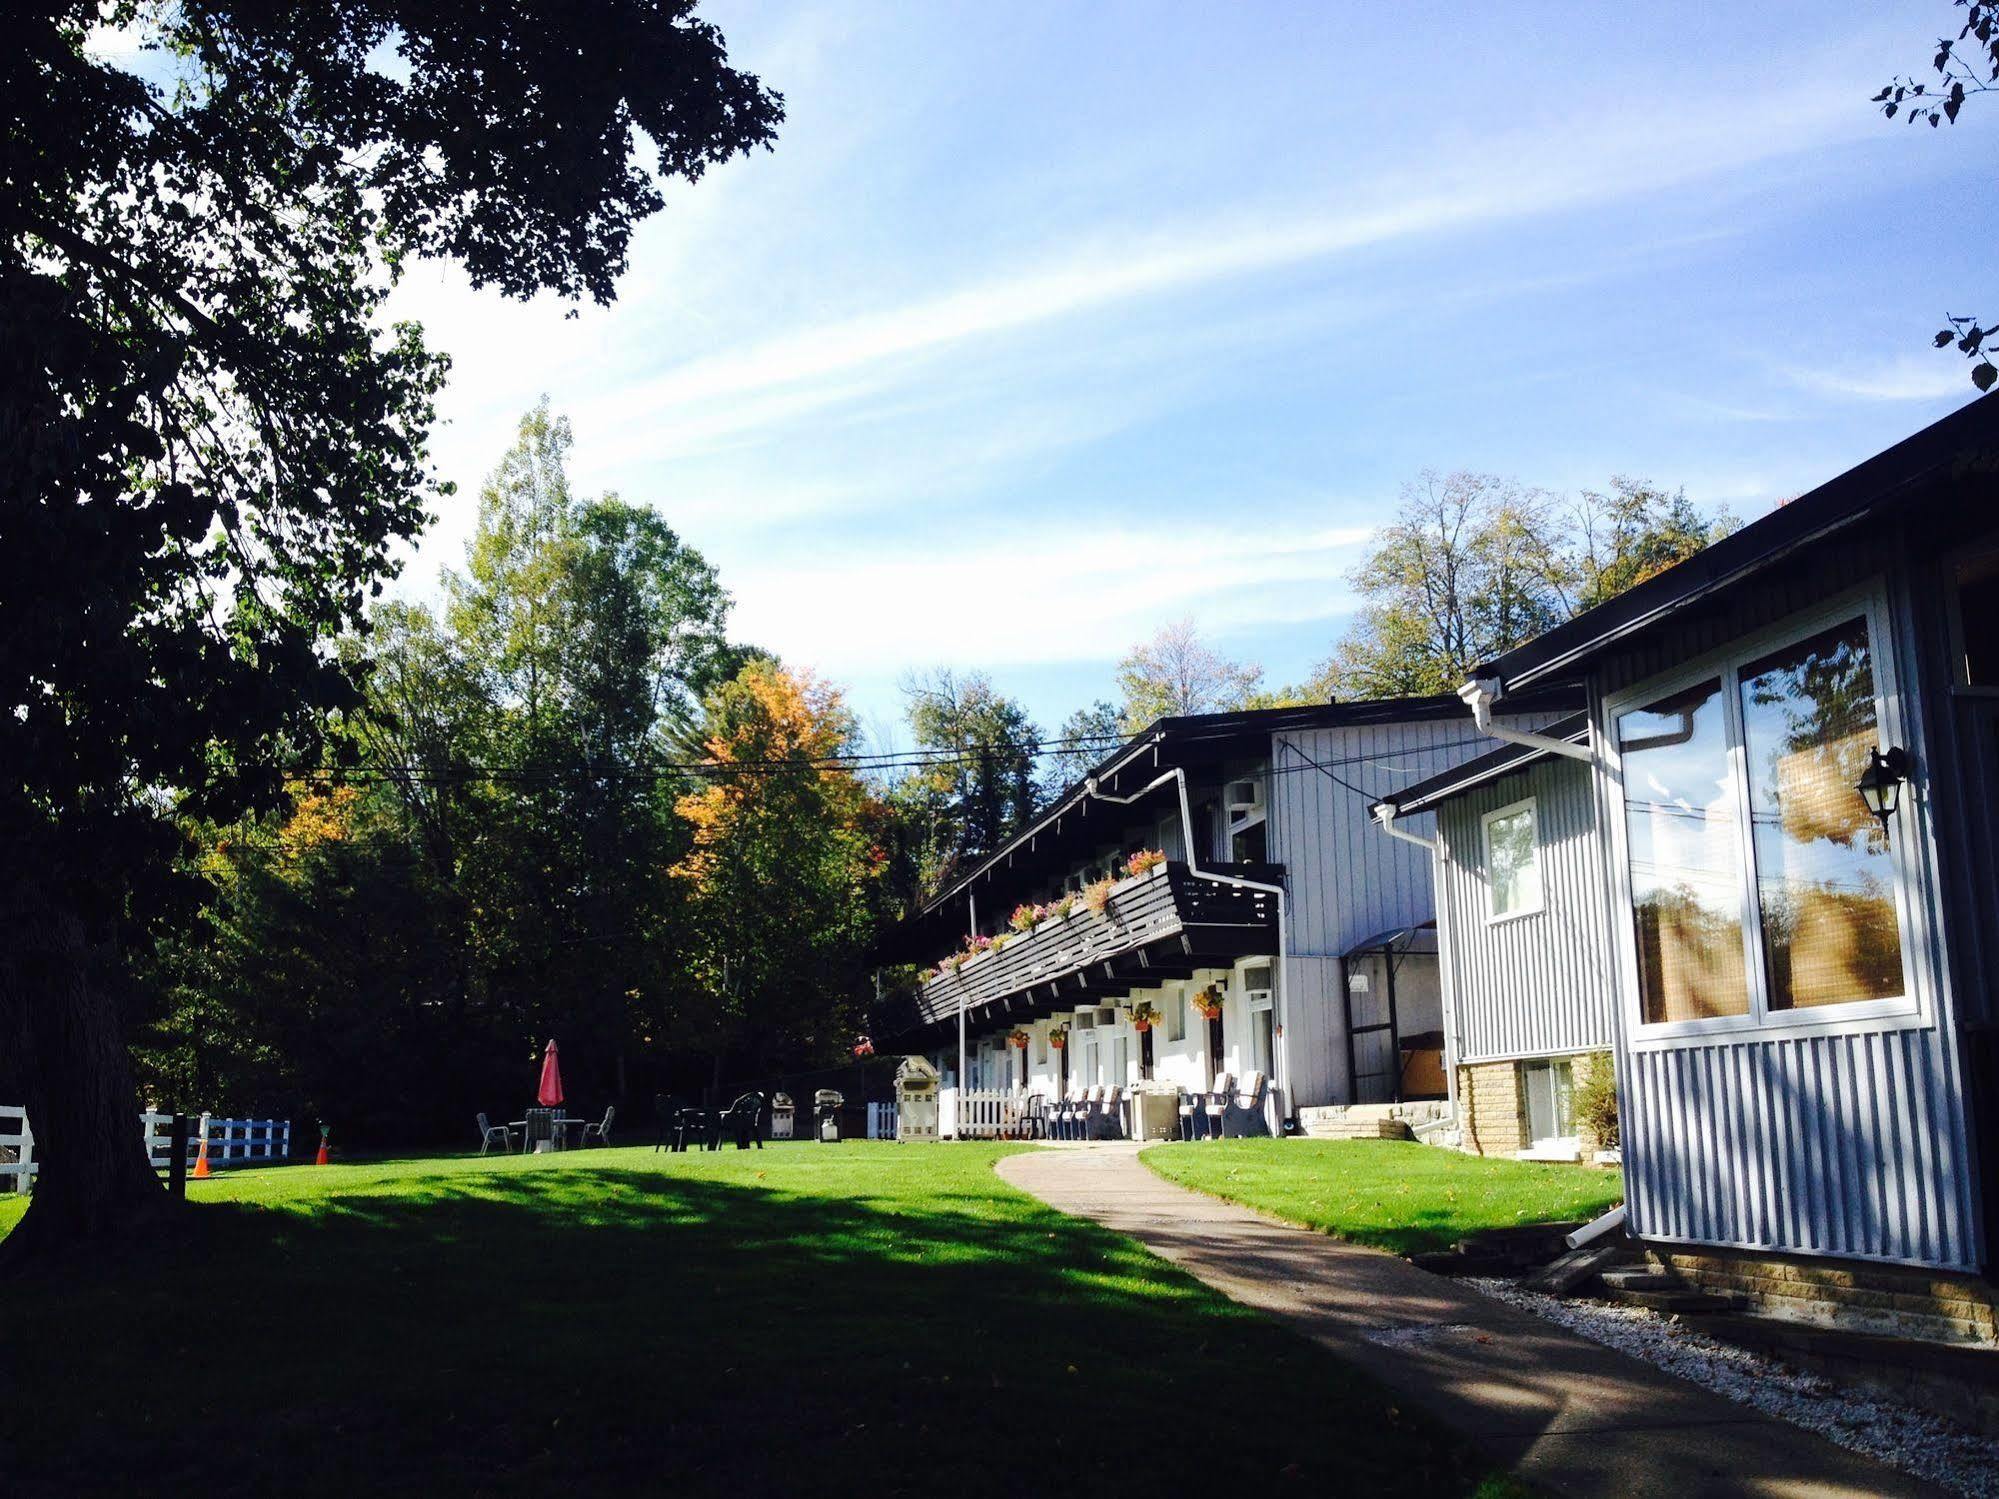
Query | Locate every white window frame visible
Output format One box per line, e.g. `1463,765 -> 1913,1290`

1601,584 -> 1926,1048
1034,1025 -> 1048,1066
1480,795 -> 1544,924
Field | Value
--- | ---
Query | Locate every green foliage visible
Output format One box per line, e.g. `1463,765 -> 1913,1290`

136,408 -> 765,1141
1143,1139 -> 1624,1256
1573,1053 -> 1620,1152
896,669 -> 1042,893
0,1144 -> 1527,1497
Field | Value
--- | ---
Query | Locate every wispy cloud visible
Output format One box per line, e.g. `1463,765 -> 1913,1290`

729,522 -> 1373,676
1782,353 -> 1972,402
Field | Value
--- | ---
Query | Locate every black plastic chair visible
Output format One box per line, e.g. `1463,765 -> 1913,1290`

717,1092 -> 765,1150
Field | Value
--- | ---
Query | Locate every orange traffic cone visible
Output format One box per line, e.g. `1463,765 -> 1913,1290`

315,1124 -> 330,1166
191,1124 -> 212,1180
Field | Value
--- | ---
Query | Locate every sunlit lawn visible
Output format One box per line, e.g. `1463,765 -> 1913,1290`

1142,1139 -> 1624,1256
0,1142 -> 1527,1498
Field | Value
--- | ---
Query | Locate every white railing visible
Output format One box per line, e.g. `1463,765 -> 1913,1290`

0,1108 -> 292,1194
1,1104 -> 33,1195
866,1102 -> 898,1140
147,1113 -> 290,1168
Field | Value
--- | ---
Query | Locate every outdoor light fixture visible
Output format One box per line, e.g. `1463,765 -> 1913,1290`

1855,746 -> 1911,832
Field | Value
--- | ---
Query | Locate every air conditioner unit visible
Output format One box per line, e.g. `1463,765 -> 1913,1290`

1225,779 -> 1262,813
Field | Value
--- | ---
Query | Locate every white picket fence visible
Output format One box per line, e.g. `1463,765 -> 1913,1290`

0,1104 -> 32,1195
866,1102 -> 898,1140
940,1088 -> 1019,1140
0,1107 -> 292,1194
145,1112 -> 291,1170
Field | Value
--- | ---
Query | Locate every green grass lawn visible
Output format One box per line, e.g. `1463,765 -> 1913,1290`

0,1143 -> 1526,1499
1142,1139 -> 1624,1255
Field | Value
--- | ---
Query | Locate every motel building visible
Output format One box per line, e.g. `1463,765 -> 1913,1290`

871,694 -> 1571,1141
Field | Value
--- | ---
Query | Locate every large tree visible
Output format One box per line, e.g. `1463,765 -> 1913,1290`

673,661 -> 883,1090
897,669 -> 1044,894
1,3 -> 780,1261
1316,471 -> 1734,699
1114,618 -> 1265,730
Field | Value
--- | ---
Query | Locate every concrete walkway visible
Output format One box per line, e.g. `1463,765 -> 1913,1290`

997,1144 -> 1946,1499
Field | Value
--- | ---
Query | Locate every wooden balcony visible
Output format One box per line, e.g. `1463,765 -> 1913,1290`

912,861 -> 1282,1028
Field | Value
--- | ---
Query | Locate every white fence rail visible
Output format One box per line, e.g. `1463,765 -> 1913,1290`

1,1104 -> 32,1195
1,1107 -> 292,1194
866,1102 -> 898,1140
940,1089 -> 1020,1140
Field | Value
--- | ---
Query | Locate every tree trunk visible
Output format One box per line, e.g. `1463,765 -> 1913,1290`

0,902 -> 171,1269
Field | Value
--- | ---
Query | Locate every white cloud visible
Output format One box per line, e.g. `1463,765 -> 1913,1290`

1782,354 -> 1973,403
728,522 -> 1372,676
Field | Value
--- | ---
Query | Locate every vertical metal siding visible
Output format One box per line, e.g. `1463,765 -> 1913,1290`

1435,754 -> 1614,1064
1266,712 -> 1562,1104
1590,540 -> 1981,1272
1622,1027 -> 1976,1268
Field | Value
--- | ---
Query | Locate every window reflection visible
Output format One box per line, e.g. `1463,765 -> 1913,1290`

1737,617 -> 1902,1010
1618,678 -> 1751,1023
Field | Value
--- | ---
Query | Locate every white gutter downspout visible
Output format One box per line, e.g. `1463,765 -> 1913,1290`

1458,678 -> 1595,763
1083,767 -> 1292,1129
959,890 -> 974,1136
1371,800 -> 1463,1136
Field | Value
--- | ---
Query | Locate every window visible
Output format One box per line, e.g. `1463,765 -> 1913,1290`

1481,799 -> 1543,919
1737,618 -> 1903,1011
1952,546 -> 1999,688
1164,986 -> 1186,1044
1523,1059 -> 1576,1145
1612,602 -> 1912,1033
1034,1026 -> 1048,1066
1227,775 -> 1267,862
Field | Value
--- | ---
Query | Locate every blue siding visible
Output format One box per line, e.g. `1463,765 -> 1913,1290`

1435,754 -> 1615,1065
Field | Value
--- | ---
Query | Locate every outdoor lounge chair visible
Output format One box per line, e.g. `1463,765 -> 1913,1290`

717,1092 -> 764,1149
1175,1090 -> 1201,1141
478,1112 -> 519,1154
1057,1085 -> 1085,1141
1023,1092 -> 1048,1140
1088,1084 -> 1125,1141
653,1094 -> 682,1152
1222,1072 -> 1270,1138
1203,1073 -> 1234,1140
582,1105 -> 615,1147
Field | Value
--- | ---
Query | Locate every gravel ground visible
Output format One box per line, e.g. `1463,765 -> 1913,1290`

1469,1277 -> 1999,1498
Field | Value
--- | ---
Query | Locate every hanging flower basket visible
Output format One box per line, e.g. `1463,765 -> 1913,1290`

1129,1000 -> 1161,1033
1048,1026 -> 1069,1050
1007,1028 -> 1031,1050
852,1036 -> 875,1057
1192,986 -> 1224,1020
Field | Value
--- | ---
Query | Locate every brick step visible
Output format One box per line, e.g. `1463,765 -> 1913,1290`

1298,1119 -> 1414,1141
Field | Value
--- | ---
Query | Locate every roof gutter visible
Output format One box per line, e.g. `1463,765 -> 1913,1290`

1458,678 -> 1594,763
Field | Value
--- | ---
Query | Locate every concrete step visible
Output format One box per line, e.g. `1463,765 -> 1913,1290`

1299,1119 -> 1415,1141
1600,1269 -> 1682,1293
1607,1287 -> 1737,1315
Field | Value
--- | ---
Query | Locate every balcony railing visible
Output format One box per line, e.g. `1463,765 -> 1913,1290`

912,861 -> 1282,1025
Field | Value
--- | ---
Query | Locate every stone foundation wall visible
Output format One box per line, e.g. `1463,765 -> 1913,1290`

1659,1246 -> 1999,1346
1456,1060 -> 1526,1157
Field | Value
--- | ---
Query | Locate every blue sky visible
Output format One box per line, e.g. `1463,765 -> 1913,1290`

376,1 -> 1997,742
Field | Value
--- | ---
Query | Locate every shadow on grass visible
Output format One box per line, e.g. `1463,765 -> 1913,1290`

0,1150 -> 1517,1499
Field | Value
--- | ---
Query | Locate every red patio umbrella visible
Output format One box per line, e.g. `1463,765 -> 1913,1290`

537,1039 -> 565,1108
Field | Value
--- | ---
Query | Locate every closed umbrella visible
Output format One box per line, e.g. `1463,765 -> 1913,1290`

537,1039 -> 564,1108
